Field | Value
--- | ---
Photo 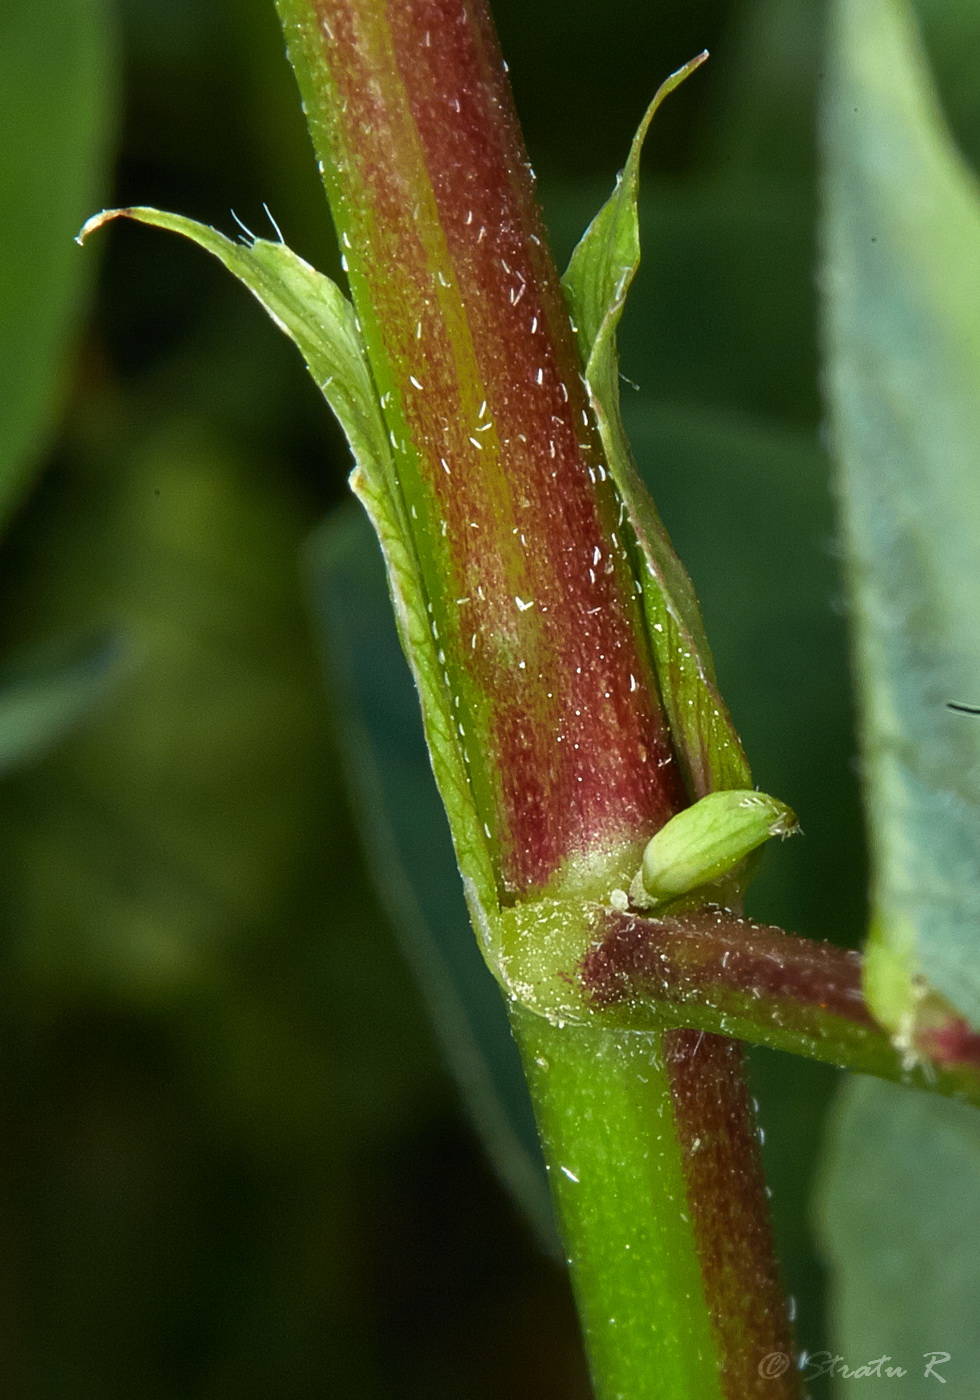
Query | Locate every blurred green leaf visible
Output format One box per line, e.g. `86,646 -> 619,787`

0,414 -> 352,1002
562,58 -> 753,804
306,503 -> 557,1255
0,631 -> 123,775
823,0 -> 980,1031
913,0 -> 980,173
815,1076 -> 980,1395
0,367 -> 443,1393
0,0 -> 116,527
702,0 -> 823,183
820,3 -> 980,1388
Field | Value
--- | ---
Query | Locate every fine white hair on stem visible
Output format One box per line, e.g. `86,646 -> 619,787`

262,201 -> 285,243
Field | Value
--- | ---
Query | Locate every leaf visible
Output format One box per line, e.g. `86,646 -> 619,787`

815,1076 -> 980,1395
561,59 -> 753,802
703,0 -> 824,184
0,631 -> 123,775
823,0 -> 980,1031
305,503 -> 557,1253
913,0 -> 980,174
79,207 -> 495,913
0,0 -> 116,528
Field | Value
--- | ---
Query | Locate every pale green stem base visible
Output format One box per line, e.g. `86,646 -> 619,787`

510,1002 -> 726,1400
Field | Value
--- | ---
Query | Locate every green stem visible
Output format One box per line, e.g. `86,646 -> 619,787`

272,0 -> 799,1391
502,900 -> 980,1102
512,1007 -> 798,1400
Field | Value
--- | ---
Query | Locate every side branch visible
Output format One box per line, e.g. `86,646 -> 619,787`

579,907 -> 980,1103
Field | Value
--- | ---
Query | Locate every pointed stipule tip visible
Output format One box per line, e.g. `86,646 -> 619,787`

76,208 -> 129,246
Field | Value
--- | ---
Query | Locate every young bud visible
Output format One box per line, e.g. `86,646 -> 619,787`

630,790 -> 799,909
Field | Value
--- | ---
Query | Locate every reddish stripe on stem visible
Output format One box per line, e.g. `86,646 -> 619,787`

665,1033 -> 798,1399
582,914 -> 805,1391
311,0 -> 685,891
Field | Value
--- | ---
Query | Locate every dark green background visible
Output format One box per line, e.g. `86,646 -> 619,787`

2,0 -> 977,1394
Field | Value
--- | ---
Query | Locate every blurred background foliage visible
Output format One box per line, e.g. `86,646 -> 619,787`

1,0 -> 978,1394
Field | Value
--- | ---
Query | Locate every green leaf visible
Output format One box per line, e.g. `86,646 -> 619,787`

561,60 -> 753,802
305,503 -> 557,1253
823,0 -> 980,1032
0,0 -> 116,528
0,631 -> 123,775
815,1076 -> 980,1394
913,0 -> 980,175
79,207 -> 495,914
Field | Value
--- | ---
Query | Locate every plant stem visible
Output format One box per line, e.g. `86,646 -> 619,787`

276,0 -> 683,894
273,0 -> 800,1391
513,1008 -> 797,1400
503,899 -> 980,1100
580,909 -> 980,1100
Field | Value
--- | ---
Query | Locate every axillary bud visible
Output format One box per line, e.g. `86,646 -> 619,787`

629,789 -> 798,910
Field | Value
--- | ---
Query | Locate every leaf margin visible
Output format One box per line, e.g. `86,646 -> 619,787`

560,56 -> 753,804
78,207 -> 498,916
